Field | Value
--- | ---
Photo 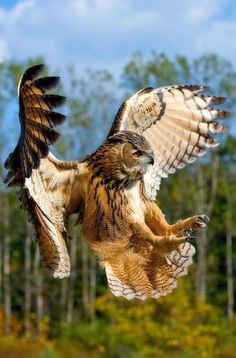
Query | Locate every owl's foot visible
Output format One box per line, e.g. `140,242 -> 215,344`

187,215 -> 209,230
176,215 -> 209,243
171,215 -> 209,236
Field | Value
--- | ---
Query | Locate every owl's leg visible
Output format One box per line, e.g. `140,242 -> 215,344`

142,203 -> 209,253
145,202 -> 209,236
129,221 -> 188,254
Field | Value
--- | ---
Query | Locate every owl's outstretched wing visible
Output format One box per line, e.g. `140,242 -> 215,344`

4,65 -> 84,278
108,86 -> 229,199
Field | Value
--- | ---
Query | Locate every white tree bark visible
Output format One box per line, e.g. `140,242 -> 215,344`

195,156 -> 219,304
226,185 -> 234,319
33,247 -> 44,332
66,225 -> 78,323
24,222 -> 32,332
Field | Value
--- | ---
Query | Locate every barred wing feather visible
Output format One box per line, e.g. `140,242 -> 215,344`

4,64 -> 81,278
109,85 -> 229,199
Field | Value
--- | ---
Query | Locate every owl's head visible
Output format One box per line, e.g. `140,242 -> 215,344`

119,132 -> 154,174
86,131 -> 154,186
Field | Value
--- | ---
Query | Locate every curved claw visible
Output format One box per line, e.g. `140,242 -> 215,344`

195,215 -> 209,229
198,215 -> 209,223
182,229 -> 196,241
186,235 -> 196,241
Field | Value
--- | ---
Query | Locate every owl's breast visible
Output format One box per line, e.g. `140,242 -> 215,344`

83,179 -> 132,243
125,181 -> 145,222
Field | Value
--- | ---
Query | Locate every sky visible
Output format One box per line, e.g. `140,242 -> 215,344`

1,0 -> 236,77
1,0 -> 236,152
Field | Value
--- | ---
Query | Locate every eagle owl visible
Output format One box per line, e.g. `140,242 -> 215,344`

5,65 -> 229,300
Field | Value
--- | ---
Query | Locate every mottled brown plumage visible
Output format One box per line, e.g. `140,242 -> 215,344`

5,65 -> 229,298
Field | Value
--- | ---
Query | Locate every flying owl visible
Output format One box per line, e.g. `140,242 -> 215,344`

5,64 -> 229,300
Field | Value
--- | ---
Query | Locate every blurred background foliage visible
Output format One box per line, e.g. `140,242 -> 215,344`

0,52 -> 236,358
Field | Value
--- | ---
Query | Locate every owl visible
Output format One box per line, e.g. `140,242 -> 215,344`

5,64 -> 229,300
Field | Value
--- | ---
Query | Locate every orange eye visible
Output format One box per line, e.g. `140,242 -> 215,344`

132,150 -> 142,158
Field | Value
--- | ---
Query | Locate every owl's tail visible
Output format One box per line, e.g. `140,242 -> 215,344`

104,242 -> 195,300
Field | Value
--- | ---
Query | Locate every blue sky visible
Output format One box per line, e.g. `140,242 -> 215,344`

1,0 -> 236,77
0,0 -> 236,161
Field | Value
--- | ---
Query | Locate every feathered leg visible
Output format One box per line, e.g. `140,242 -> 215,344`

129,220 -> 187,254
145,201 -> 209,238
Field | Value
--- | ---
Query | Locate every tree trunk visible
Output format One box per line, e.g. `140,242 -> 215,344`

195,166 -> 207,303
195,156 -> 219,304
226,186 -> 234,319
24,222 -> 32,333
66,226 -> 78,323
89,253 -> 96,321
60,277 -> 68,326
82,238 -> 89,317
3,195 -> 11,334
33,247 -> 44,332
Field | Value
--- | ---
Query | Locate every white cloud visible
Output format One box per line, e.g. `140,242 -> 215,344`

0,0 -> 236,76
188,2 -> 221,22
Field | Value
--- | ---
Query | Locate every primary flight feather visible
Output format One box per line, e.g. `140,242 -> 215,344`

5,64 -> 229,299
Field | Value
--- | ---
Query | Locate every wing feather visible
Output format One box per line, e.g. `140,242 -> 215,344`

105,242 -> 195,300
109,85 -> 229,199
5,64 -> 65,186
22,155 -> 81,278
4,64 -> 84,278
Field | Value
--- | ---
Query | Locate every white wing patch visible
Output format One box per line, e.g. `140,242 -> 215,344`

25,169 -> 71,279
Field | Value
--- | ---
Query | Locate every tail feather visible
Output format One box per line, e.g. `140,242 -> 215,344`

105,242 -> 195,300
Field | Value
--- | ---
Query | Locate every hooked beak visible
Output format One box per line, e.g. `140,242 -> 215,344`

146,152 -> 154,165
148,153 -> 154,165
139,151 -> 154,166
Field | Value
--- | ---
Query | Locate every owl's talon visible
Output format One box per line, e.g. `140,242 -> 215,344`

185,214 -> 210,231
186,235 -> 196,241
181,229 -> 192,237
198,215 -> 209,223
183,229 -> 192,235
195,215 -> 209,229
182,229 -> 196,241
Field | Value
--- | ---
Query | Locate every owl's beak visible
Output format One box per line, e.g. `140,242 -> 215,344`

147,152 -> 154,165
140,152 -> 154,165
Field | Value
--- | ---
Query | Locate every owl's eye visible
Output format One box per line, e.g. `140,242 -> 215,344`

132,150 -> 142,158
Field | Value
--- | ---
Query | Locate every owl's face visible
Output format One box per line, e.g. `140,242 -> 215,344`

86,131 -> 154,186
122,142 -> 154,176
